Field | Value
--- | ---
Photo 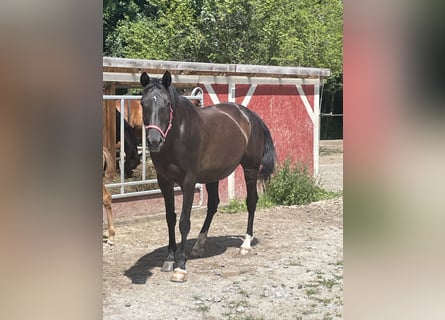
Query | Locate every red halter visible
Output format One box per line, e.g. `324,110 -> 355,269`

144,106 -> 174,139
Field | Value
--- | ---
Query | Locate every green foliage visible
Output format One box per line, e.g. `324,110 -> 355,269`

103,0 -> 343,76
219,159 -> 340,213
265,159 -> 340,206
220,198 -> 247,214
219,194 -> 274,214
106,16 -> 168,59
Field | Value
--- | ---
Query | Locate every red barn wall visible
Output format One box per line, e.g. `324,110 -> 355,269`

198,83 -> 317,204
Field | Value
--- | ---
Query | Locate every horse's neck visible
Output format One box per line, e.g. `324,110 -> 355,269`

175,97 -> 198,123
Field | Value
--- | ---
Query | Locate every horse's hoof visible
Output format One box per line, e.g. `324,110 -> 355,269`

239,247 -> 251,255
161,261 -> 175,272
170,268 -> 187,282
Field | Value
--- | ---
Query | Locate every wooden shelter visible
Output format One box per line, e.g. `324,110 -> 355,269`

103,57 -> 330,201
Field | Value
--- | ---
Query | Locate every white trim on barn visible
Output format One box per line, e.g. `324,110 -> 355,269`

295,83 -> 322,177
227,80 -> 237,200
313,84 -> 321,178
241,84 -> 258,107
203,84 -> 220,105
296,84 -> 315,124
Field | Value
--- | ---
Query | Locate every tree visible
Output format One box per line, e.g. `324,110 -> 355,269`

103,0 -> 343,75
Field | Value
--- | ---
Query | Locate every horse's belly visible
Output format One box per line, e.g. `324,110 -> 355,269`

197,128 -> 247,182
196,150 -> 243,183
196,164 -> 239,183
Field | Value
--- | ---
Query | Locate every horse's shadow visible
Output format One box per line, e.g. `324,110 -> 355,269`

124,235 -> 259,284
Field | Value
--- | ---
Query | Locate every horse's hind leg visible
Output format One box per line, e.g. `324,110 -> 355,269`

103,184 -> 115,245
240,168 -> 259,255
191,181 -> 220,257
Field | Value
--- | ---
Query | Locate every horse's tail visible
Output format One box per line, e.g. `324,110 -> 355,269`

258,118 -> 277,181
103,147 -> 115,181
242,106 -> 277,181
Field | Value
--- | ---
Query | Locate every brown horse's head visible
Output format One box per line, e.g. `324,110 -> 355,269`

140,71 -> 174,153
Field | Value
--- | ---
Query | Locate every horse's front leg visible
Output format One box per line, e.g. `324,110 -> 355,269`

170,179 -> 195,282
158,177 -> 176,272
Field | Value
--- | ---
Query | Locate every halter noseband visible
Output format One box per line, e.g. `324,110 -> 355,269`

144,105 -> 174,139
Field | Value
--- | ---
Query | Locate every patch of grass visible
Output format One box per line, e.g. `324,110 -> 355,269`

317,278 -> 337,290
305,288 -> 320,297
301,309 -> 314,316
219,158 -> 341,213
328,260 -> 343,267
238,288 -> 250,297
223,299 -> 256,320
195,304 -> 210,313
242,316 -> 265,320
323,314 -> 334,320
219,194 -> 274,214
229,299 -> 249,308
265,159 -> 340,205
227,315 -> 265,320
220,198 -> 247,214
314,297 -> 333,306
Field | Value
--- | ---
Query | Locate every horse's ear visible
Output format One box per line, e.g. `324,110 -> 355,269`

162,70 -> 172,88
140,72 -> 150,87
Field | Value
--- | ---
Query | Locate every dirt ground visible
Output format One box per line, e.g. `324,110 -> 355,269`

103,140 -> 343,320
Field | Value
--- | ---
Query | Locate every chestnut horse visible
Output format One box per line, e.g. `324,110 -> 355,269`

103,147 -> 115,244
140,71 -> 276,282
115,100 -> 143,138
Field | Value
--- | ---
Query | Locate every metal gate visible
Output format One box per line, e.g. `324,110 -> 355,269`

103,89 -> 204,206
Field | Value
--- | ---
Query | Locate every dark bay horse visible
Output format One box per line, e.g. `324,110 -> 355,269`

115,109 -> 140,178
140,71 -> 276,282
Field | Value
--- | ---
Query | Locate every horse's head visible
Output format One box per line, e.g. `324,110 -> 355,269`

140,71 -> 174,153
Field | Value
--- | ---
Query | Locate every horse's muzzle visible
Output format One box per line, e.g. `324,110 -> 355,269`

149,146 -> 161,153
147,129 -> 164,152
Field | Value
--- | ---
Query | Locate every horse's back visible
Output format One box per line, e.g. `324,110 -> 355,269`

198,103 -> 251,145
200,103 -> 251,135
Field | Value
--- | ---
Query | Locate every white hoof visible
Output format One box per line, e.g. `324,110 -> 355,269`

170,268 -> 187,282
239,247 -> 251,255
239,234 -> 254,255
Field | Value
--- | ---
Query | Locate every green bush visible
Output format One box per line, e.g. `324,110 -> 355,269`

219,159 -> 340,213
265,159 -> 339,205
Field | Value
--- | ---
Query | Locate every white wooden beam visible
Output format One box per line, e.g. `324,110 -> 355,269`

103,57 -> 331,78
103,72 -> 324,86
